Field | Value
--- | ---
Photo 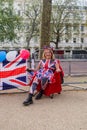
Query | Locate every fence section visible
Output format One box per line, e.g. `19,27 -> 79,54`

32,59 -> 87,76
58,59 -> 87,76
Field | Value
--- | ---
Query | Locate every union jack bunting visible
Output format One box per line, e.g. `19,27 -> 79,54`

0,55 -> 28,90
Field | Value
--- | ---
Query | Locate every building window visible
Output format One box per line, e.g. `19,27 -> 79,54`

81,25 -> 84,32
65,39 -> 68,43
73,38 -> 76,43
25,3 -> 29,10
65,25 -> 69,32
18,10 -> 20,16
81,38 -> 84,43
73,25 -> 78,32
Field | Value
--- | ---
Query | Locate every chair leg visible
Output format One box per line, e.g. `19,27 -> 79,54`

49,94 -> 54,99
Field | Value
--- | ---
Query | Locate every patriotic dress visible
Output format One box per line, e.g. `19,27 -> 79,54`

28,59 -> 58,84
28,59 -> 63,95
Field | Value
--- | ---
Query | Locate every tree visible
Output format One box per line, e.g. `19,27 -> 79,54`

23,0 -> 41,48
51,0 -> 82,48
40,0 -> 52,49
0,0 -> 22,43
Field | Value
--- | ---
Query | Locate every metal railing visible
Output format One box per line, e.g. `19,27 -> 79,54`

29,59 -> 87,76
34,53 -> 87,59
60,59 -> 87,76
28,50 -> 87,76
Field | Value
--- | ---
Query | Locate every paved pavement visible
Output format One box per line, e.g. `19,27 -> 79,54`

0,76 -> 87,130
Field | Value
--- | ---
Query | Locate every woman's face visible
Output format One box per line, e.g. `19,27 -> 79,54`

44,49 -> 52,59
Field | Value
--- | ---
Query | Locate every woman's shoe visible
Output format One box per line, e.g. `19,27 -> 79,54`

49,94 -> 54,99
23,94 -> 33,106
35,90 -> 43,100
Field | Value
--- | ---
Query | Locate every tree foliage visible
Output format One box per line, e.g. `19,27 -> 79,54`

23,0 -> 41,48
0,0 -> 22,42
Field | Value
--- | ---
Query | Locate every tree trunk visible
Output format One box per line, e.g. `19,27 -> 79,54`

55,33 -> 60,49
40,0 -> 52,49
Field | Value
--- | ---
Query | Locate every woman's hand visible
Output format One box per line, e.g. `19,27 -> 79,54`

26,68 -> 35,72
56,68 -> 61,72
55,60 -> 61,72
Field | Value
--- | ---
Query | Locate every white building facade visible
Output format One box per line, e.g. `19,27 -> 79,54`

0,0 -> 87,57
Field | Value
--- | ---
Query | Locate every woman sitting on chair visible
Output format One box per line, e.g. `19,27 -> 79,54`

23,46 -> 61,106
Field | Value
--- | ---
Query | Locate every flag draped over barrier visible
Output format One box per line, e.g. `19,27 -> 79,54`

0,50 -> 30,90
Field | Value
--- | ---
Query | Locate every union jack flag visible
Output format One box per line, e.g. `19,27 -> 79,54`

0,55 -> 28,90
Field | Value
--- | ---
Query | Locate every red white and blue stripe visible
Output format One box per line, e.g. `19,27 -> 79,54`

0,55 -> 27,90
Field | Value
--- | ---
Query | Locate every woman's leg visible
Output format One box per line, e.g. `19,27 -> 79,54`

41,77 -> 49,90
23,78 -> 39,106
35,77 -> 48,100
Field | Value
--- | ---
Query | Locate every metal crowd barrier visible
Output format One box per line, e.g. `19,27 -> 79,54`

28,59 -> 87,76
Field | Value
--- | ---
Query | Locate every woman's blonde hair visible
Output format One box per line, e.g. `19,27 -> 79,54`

42,49 -> 55,59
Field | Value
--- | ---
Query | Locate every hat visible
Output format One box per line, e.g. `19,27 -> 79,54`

43,46 -> 53,51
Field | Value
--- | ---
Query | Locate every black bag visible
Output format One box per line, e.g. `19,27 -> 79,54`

60,72 -> 64,84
